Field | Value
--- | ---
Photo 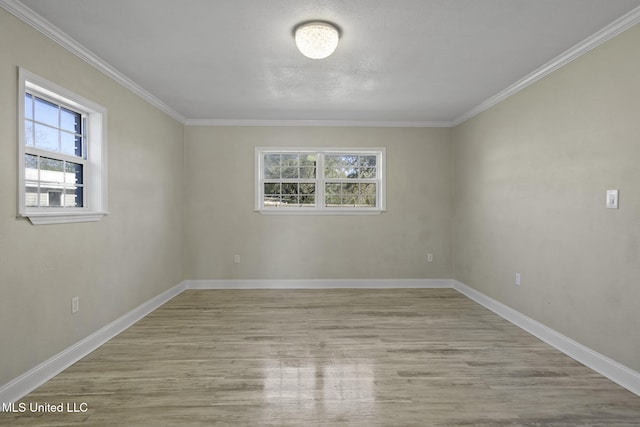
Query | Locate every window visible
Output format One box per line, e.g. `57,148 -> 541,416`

256,147 -> 386,214
18,68 -> 107,225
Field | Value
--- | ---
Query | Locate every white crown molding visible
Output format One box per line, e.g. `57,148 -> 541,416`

452,5 -> 640,127
453,280 -> 640,397
184,119 -> 453,128
0,0 -> 186,124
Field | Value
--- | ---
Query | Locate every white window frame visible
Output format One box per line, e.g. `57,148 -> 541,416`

255,147 -> 386,215
18,68 -> 108,225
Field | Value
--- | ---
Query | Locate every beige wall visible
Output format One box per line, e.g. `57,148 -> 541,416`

0,9 -> 185,385
452,25 -> 640,371
3,1 -> 640,393
185,126 -> 452,280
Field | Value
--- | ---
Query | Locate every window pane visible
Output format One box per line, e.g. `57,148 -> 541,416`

25,94 -> 33,119
351,167 -> 361,178
326,154 -> 355,167
300,195 -> 315,207
25,154 -> 38,181
60,107 -> 81,133
40,157 -> 64,183
281,183 -> 298,194
341,194 -> 358,206
60,132 -> 80,157
359,155 -> 377,167
343,155 -> 359,167
34,123 -> 59,152
281,195 -> 298,206
264,183 -> 280,195
281,154 -> 299,167
300,166 -> 316,179
360,183 -> 374,194
264,153 -> 280,166
65,162 -> 83,185
324,155 -> 343,178
281,167 -> 298,179
65,186 -> 83,208
360,195 -> 377,207
325,183 -> 340,195
325,194 -> 340,206
359,167 -> 377,178
60,134 -> 83,158
34,96 -> 59,127
341,183 -> 359,194
300,154 -> 316,167
264,167 -> 280,179
264,195 -> 280,206
324,154 -> 340,165
25,121 -> 34,146
39,184 -> 64,207
299,183 -> 315,195
264,154 -> 280,178
326,167 -> 358,179
25,182 -> 38,207
324,167 -> 341,179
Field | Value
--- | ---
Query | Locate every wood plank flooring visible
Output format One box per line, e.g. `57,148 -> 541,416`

2,289 -> 640,426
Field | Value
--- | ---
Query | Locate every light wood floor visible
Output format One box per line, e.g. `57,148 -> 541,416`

3,289 -> 640,426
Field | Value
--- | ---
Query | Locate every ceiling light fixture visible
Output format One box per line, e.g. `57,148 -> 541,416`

294,21 -> 340,59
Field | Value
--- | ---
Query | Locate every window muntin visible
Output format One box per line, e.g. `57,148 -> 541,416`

256,148 -> 385,214
18,68 -> 108,225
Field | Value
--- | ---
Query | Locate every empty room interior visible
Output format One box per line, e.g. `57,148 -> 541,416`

1,0 -> 640,425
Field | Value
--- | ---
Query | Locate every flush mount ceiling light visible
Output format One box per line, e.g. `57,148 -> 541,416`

294,21 -> 340,59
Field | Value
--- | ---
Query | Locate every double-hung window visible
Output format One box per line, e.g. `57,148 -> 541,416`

18,68 -> 107,225
256,147 -> 386,214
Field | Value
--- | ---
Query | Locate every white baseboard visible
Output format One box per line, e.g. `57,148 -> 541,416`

453,280 -> 640,397
185,278 -> 453,290
0,281 -> 187,404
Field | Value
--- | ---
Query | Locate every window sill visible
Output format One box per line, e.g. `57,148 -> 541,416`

20,211 -> 109,225
256,209 -> 384,216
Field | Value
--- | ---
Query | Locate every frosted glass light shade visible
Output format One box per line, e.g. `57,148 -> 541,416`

294,22 -> 339,59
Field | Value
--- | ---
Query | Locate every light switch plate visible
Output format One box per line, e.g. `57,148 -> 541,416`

606,190 -> 619,209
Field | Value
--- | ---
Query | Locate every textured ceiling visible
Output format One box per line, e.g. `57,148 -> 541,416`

13,0 -> 640,125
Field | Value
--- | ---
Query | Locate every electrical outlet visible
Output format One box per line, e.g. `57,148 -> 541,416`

427,253 -> 433,263
515,273 -> 521,286
71,296 -> 79,313
234,254 -> 240,263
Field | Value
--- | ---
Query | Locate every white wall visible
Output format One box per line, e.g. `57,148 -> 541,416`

185,126 -> 452,280
452,24 -> 640,372
0,9 -> 185,385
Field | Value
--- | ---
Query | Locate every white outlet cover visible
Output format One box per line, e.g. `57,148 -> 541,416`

606,190 -> 619,209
